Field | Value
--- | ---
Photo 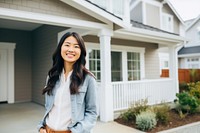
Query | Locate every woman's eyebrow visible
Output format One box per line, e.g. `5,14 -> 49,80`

64,41 -> 78,45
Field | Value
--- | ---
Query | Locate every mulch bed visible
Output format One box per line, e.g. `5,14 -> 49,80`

115,109 -> 200,133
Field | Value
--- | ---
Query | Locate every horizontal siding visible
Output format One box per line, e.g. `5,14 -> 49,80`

0,0 -> 101,23
0,28 -> 32,102
145,48 -> 160,79
32,25 -> 65,105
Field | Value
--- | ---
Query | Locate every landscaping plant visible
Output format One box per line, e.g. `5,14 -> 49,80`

136,111 -> 157,131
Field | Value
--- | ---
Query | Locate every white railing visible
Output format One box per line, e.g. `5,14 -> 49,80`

112,79 -> 177,111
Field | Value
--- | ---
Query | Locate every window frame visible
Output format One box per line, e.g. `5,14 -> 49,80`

161,13 -> 174,32
85,43 -> 145,82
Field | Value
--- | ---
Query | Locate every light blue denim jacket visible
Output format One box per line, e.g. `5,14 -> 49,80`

37,74 -> 98,133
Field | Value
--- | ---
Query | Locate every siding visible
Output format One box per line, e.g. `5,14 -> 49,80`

131,2 -> 143,23
32,25 -> 66,105
146,3 -> 160,28
186,20 -> 200,43
0,0 -> 101,23
145,48 -> 160,79
0,28 -> 32,102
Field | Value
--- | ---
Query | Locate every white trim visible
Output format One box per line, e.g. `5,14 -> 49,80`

178,53 -> 200,58
115,28 -> 186,45
85,42 -> 145,81
130,0 -> 141,11
0,7 -> 110,30
142,1 -> 146,24
143,0 -> 162,7
0,42 -> 16,103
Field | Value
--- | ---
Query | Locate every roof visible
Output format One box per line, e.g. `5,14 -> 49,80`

131,20 -> 179,36
186,15 -> 200,31
178,45 -> 200,55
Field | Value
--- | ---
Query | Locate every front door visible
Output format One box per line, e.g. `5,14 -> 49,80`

0,49 -> 8,102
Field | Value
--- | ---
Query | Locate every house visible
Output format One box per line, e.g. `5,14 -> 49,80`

178,15 -> 200,69
0,0 -> 185,122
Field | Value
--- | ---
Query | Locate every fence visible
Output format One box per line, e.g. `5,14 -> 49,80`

161,69 -> 200,83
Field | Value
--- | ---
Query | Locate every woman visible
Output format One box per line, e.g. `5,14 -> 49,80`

38,32 -> 97,133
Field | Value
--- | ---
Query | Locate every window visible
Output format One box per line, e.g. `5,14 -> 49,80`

187,58 -> 199,69
111,52 -> 122,81
162,13 -> 173,32
89,50 -> 101,81
87,45 -> 144,82
127,52 -> 140,81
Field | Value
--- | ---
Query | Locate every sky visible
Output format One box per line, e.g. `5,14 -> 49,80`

169,0 -> 200,21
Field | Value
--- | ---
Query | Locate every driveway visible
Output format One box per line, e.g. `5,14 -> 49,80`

0,102 -> 144,133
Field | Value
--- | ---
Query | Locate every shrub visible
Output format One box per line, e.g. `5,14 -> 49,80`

179,82 -> 189,92
153,104 -> 170,125
175,91 -> 200,114
188,81 -> 200,99
136,111 -> 157,131
119,98 -> 149,122
132,98 -> 149,115
120,108 -> 136,122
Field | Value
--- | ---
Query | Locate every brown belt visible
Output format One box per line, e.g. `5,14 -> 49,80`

45,125 -> 71,133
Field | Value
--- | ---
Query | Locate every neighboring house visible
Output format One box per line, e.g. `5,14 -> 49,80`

178,15 -> 200,69
0,0 -> 185,122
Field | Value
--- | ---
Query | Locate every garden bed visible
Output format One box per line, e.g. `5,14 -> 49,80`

115,109 -> 200,133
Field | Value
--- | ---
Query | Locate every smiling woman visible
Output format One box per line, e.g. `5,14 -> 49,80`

38,32 -> 98,133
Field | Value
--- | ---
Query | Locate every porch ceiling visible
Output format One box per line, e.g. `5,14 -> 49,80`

0,18 -> 42,31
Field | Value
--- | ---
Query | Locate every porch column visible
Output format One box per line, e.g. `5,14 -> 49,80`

169,46 -> 179,95
98,29 -> 113,122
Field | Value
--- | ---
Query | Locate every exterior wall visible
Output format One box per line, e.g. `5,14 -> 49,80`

145,48 -> 160,79
0,0 -> 101,23
186,20 -> 200,43
0,28 -> 32,102
130,2 -> 143,23
32,25 -> 66,105
83,35 -> 160,79
146,3 -> 160,28
162,4 -> 180,34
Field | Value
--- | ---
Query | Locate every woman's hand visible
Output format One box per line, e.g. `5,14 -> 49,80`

39,128 -> 47,133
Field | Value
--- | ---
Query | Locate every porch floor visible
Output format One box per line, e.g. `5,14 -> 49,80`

0,102 -> 144,133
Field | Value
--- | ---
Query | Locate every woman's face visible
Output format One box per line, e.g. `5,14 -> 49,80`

61,36 -> 81,64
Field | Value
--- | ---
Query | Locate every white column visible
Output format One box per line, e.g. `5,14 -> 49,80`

7,48 -> 15,103
98,29 -> 113,122
169,46 -> 179,95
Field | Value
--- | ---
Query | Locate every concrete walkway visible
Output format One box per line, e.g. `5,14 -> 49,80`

0,102 -> 144,133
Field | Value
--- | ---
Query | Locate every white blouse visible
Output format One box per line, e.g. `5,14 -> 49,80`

46,70 -> 72,130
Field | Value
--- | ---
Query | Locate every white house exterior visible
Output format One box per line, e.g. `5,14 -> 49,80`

0,0 -> 185,122
178,15 -> 200,69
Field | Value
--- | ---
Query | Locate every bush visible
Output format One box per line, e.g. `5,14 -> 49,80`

175,91 -> 200,114
132,98 -> 149,115
153,104 -> 170,125
136,111 -> 157,131
119,98 -> 149,122
120,108 -> 136,122
188,81 -> 200,99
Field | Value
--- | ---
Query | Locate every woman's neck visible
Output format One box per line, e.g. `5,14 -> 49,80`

64,62 -> 73,77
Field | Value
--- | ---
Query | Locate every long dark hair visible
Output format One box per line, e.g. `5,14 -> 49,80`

42,32 -> 91,95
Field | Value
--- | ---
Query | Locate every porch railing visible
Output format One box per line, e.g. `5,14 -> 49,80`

112,78 -> 176,111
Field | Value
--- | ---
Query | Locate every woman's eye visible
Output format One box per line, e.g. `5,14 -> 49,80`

75,45 -> 80,48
